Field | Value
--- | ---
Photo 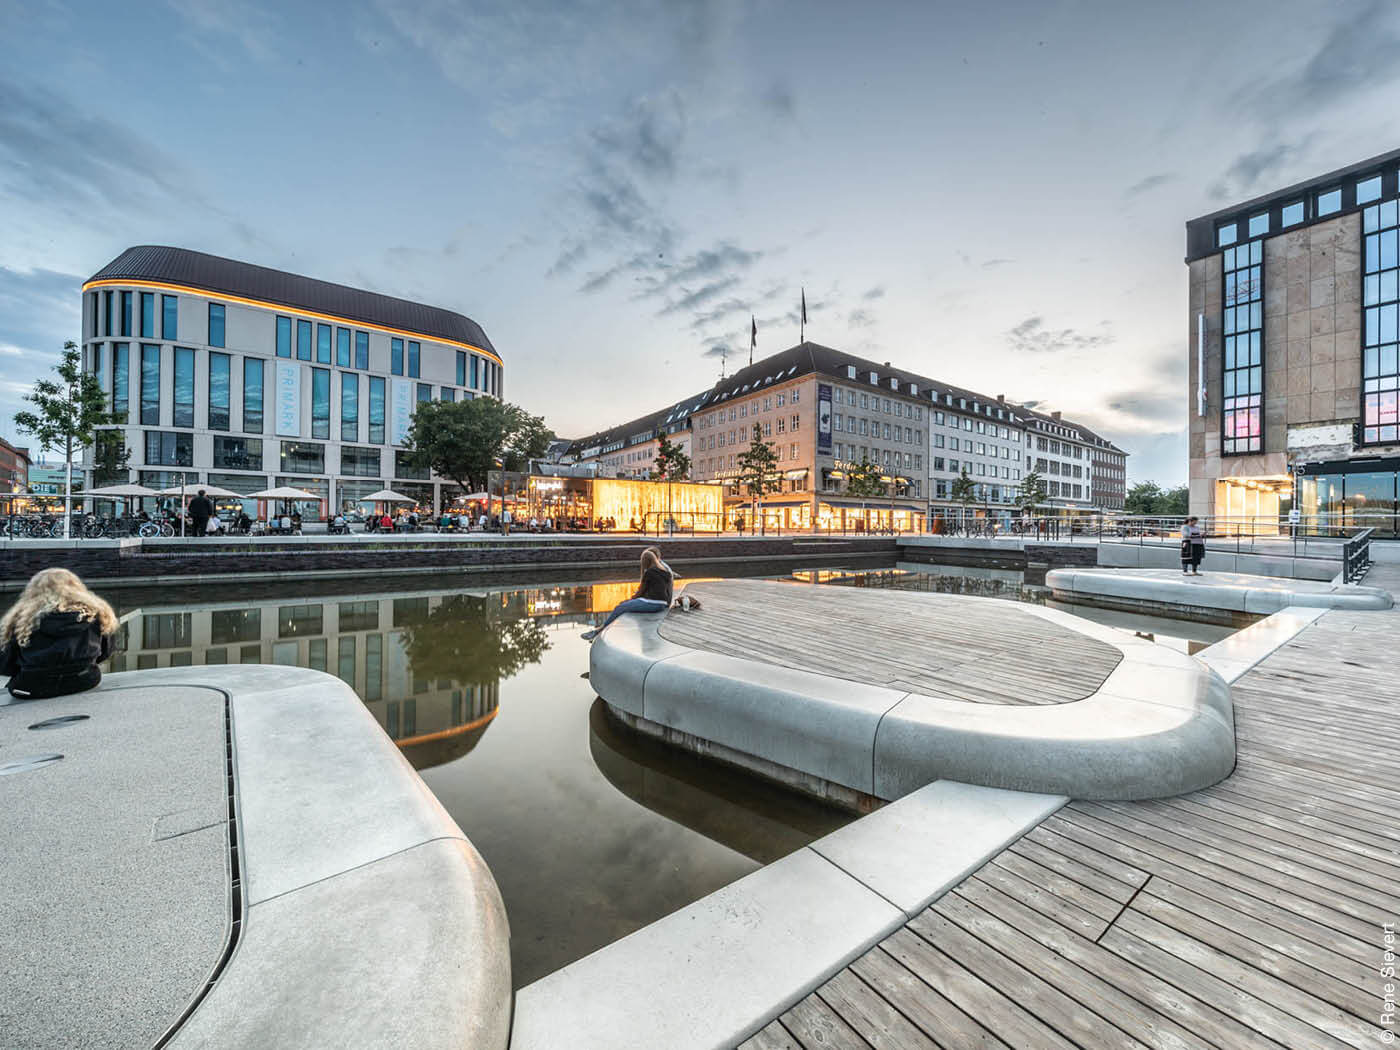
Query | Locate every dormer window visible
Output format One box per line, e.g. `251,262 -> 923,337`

846,365 -> 857,379
870,371 -> 879,384
911,384 -> 919,396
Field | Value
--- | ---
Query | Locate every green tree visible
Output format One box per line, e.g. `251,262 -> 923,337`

1017,470 -> 1047,515
735,423 -> 780,534
1158,484 -> 1189,516
844,456 -> 887,499
93,430 -> 131,486
403,398 -> 552,495
950,468 -> 978,517
1124,480 -> 1164,516
14,341 -> 112,538
652,429 -> 690,482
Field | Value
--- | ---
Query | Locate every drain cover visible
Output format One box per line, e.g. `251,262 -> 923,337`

0,754 -> 64,775
29,714 -> 91,731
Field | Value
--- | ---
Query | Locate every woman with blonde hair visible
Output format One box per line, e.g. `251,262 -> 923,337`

581,548 -> 674,641
1,568 -> 118,699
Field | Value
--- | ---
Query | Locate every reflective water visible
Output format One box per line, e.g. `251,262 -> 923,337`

43,560 -> 1232,985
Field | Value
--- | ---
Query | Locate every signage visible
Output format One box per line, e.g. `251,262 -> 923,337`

390,379 -> 414,446
817,383 -> 833,452
274,361 -> 301,436
1196,313 -> 1207,417
1288,508 -> 1301,525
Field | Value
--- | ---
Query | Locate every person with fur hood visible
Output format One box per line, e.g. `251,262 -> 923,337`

0,568 -> 118,700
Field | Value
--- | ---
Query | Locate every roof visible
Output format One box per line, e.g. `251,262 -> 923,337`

1015,405 -> 1127,454
86,246 -> 497,357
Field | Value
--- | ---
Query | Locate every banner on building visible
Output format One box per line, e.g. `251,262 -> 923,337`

274,361 -> 301,436
390,379 -> 414,446
817,383 -> 833,452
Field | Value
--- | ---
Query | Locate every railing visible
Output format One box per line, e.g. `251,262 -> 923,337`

1342,528 -> 1374,583
1085,513 -> 1394,563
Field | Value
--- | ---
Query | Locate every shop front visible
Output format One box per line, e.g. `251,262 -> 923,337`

1213,474 -> 1292,535
1296,457 -> 1399,537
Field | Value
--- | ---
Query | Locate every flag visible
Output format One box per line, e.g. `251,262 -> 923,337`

800,287 -> 807,341
749,315 -> 756,365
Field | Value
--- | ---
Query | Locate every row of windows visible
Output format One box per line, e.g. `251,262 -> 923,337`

1222,239 -> 1264,455
1364,196 -> 1400,445
700,387 -> 803,428
832,415 -> 919,444
930,457 -> 1019,481
1033,436 -> 1086,457
932,481 -> 1012,503
1216,169 -> 1395,248
137,430 -> 425,477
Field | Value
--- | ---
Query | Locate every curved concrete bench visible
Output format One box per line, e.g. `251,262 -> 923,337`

97,665 -> 512,1050
590,590 -> 1235,802
1047,567 -> 1393,617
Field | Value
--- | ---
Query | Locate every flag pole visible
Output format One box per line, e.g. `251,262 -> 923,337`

749,315 -> 756,367
800,287 -> 806,343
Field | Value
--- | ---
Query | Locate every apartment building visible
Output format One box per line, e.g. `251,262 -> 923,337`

927,390 -> 1026,524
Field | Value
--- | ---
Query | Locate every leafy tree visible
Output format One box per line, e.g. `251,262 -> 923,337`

735,423 -> 780,534
397,594 -> 550,687
1124,480 -> 1164,516
950,468 -> 978,510
844,456 -> 887,499
652,429 -> 690,482
403,398 -> 552,495
93,430 -> 131,485
1017,470 -> 1047,514
14,341 -> 111,537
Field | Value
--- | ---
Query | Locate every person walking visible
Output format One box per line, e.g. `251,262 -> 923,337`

1,568 -> 117,699
188,489 -> 214,538
581,549 -> 673,641
1181,516 -> 1205,575
501,507 -> 512,536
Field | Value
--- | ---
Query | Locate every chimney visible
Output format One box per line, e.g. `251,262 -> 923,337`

883,361 -> 891,369
996,394 -> 1005,403
1051,410 -> 1061,420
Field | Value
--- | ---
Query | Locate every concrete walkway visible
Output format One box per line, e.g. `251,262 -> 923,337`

1047,566 -> 1393,618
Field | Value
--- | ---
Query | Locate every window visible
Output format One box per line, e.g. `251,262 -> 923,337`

1358,174 -> 1383,205
470,355 -> 479,389
162,294 -> 178,339
278,604 -> 323,639
456,351 -> 467,386
209,352 -> 230,431
211,609 -> 260,646
369,376 -> 385,443
311,368 -> 330,440
313,322 -> 330,364
140,344 -> 161,425
140,292 -> 155,338
143,613 -> 193,649
391,338 -> 404,375
1216,222 -> 1237,248
1282,200 -> 1304,226
336,327 -> 351,367
103,290 -> 114,336
408,341 -> 420,377
791,414 -> 800,431
280,441 -> 324,474
355,331 -> 369,370
1247,212 -> 1269,238
1363,195 -> 1400,443
341,372 -> 359,441
112,342 -> 130,423
416,383 -> 431,404
441,387 -> 455,402
340,446 -> 380,477
172,347 -> 194,428
276,315 -> 292,358
1317,187 -> 1342,216
145,430 -> 192,466
1222,239 -> 1264,454
243,358 -> 264,433
297,319 -> 312,361
213,436 -> 262,471
394,449 -> 429,480
121,291 -> 133,337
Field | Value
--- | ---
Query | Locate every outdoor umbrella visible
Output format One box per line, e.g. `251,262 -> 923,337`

157,483 -> 246,535
87,483 -> 161,522
247,486 -> 318,525
359,488 -> 416,529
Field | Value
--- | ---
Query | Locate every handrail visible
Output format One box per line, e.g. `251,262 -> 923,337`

1342,528 -> 1374,583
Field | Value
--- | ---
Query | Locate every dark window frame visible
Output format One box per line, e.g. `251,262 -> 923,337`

208,303 -> 226,347
243,357 -> 264,434
209,351 -> 231,431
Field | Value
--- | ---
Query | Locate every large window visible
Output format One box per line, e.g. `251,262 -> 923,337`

341,372 -> 358,441
407,340 -> 420,377
276,315 -> 292,358
140,292 -> 155,338
103,290 -> 114,336
340,446 -> 380,477
145,430 -> 193,466
280,441 -> 324,474
212,609 -> 261,645
355,330 -> 369,370
1363,196 -> 1400,444
391,338 -> 404,375
140,343 -> 161,425
112,342 -> 130,423
394,449 -> 429,480
173,347 -> 194,428
208,303 -> 225,347
297,319 -> 312,361
1222,239 -> 1263,455
162,294 -> 178,339
209,352 -> 230,430
121,291 -> 133,337
456,351 -> 467,386
470,354 -> 479,389
317,323 -> 332,364
311,368 -> 330,440
337,327 -> 351,367
243,358 -> 264,433
416,382 -> 431,403
369,376 -> 385,443
213,436 -> 262,471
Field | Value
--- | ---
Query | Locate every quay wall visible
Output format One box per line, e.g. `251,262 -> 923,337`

896,539 -> 1098,582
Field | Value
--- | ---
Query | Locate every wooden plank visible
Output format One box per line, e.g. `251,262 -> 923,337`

815,969 -> 938,1050
779,991 -> 871,1050
988,849 -> 1123,920
849,946 -> 1009,1050
739,1020 -> 803,1050
966,859 -> 1108,940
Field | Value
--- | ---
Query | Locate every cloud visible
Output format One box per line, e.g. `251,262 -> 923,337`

589,92 -> 687,181
847,309 -> 876,329
1124,172 -> 1176,198
1007,316 -> 1113,354
862,286 -> 885,300
981,258 -> 1013,269
760,80 -> 796,120
1207,141 -> 1306,200
165,0 -> 279,62
657,275 -> 742,315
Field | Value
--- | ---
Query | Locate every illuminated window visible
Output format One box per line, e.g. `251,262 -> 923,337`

1363,195 -> 1400,443
1222,239 -> 1263,454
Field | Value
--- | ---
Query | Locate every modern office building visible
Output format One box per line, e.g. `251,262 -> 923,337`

79,245 -> 503,519
1186,147 -> 1400,535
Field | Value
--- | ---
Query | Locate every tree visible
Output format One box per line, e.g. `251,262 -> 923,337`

651,430 -> 690,482
402,398 -> 552,497
1124,480 -> 1164,516
93,430 -> 131,486
950,468 -> 978,520
844,457 -> 887,499
1017,471 -> 1047,515
734,423 -> 780,534
1158,485 -> 1189,516
14,342 -> 111,538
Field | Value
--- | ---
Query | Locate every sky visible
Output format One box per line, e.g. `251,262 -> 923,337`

3,0 -> 1399,483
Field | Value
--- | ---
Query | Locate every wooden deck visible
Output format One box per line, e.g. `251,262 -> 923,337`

660,579 -> 1122,705
739,566 -> 1400,1049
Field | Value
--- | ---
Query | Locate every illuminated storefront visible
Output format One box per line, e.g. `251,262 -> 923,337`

487,474 -> 725,530
1296,458 -> 1398,537
1213,474 -> 1292,534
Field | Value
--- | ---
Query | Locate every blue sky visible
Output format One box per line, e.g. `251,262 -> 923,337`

3,0 -> 1399,483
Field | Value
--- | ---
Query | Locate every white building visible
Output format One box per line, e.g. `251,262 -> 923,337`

80,246 -> 502,519
926,389 -> 1026,523
1019,407 -> 1097,512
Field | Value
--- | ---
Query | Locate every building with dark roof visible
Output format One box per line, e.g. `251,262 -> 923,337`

79,246 -> 502,519
1186,148 -> 1400,534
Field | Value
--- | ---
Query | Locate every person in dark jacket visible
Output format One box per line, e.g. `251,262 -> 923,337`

188,489 -> 214,537
581,548 -> 675,641
1,568 -> 117,699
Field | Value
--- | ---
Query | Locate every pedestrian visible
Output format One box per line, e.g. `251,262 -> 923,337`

502,507 -> 512,536
1180,515 -> 1205,575
188,488 -> 214,537
581,548 -> 674,641
1,568 -> 117,699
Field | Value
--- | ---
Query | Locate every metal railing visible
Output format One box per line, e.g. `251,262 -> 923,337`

1342,528 -> 1374,583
